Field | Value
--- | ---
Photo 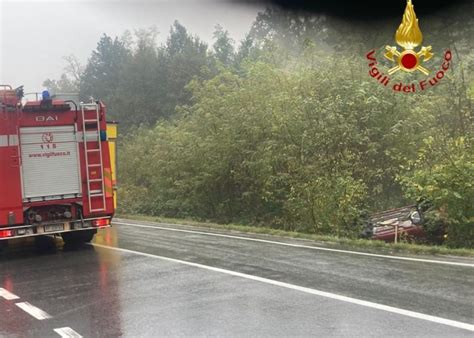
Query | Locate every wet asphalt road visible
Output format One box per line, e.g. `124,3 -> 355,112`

0,218 -> 473,337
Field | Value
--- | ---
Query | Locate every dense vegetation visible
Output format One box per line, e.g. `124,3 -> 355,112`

44,7 -> 473,247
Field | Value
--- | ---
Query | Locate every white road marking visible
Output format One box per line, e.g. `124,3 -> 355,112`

113,221 -> 474,268
0,288 -> 20,300
54,327 -> 83,338
16,302 -> 52,320
93,243 -> 474,332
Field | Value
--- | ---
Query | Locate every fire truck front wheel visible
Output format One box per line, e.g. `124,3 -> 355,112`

61,230 -> 97,245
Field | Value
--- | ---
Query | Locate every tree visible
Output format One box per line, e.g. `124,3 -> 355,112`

42,55 -> 83,93
235,34 -> 258,66
160,21 -> 214,119
212,24 -> 235,67
400,136 -> 473,248
80,34 -> 130,101
249,7 -> 327,54
110,27 -> 165,127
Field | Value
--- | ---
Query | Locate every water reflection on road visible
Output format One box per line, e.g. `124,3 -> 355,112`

0,229 -> 123,337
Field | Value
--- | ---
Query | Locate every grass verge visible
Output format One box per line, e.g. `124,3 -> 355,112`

116,214 -> 474,258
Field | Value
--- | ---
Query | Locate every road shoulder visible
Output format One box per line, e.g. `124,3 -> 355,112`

114,216 -> 474,265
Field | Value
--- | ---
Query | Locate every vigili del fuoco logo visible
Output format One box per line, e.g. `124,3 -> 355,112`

366,0 -> 452,93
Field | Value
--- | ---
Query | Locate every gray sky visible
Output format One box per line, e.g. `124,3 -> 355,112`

0,0 -> 263,91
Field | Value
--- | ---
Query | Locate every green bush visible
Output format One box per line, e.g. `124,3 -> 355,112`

400,136 -> 474,248
117,44 -> 472,244
117,55 -> 458,238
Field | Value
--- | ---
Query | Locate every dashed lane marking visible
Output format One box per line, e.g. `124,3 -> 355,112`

113,221 -> 474,268
54,327 -> 83,338
1,290 -> 81,336
93,243 -> 474,332
16,302 -> 52,320
0,288 -> 20,300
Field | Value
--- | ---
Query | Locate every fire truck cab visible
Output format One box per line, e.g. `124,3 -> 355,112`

0,85 -> 115,245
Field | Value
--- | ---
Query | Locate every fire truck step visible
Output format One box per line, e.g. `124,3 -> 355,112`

89,179 -> 103,182
90,208 -> 106,212
87,149 -> 100,153
84,119 -> 99,123
88,164 -> 101,168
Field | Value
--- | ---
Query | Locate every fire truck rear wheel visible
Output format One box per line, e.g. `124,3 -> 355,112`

61,232 -> 82,245
34,236 -> 56,251
81,229 -> 96,243
61,230 -> 97,244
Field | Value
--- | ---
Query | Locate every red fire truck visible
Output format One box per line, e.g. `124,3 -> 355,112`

0,85 -> 114,245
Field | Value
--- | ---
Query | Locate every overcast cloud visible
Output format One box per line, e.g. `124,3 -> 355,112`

0,0 -> 262,91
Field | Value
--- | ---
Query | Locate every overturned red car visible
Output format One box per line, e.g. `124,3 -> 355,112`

362,205 -> 427,243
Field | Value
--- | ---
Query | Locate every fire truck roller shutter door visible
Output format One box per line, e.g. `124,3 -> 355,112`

19,125 -> 82,201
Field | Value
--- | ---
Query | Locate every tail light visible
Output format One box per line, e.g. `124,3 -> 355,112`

0,230 -> 13,238
92,218 -> 110,228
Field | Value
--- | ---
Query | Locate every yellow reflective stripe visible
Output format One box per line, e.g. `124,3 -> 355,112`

103,168 -> 113,197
